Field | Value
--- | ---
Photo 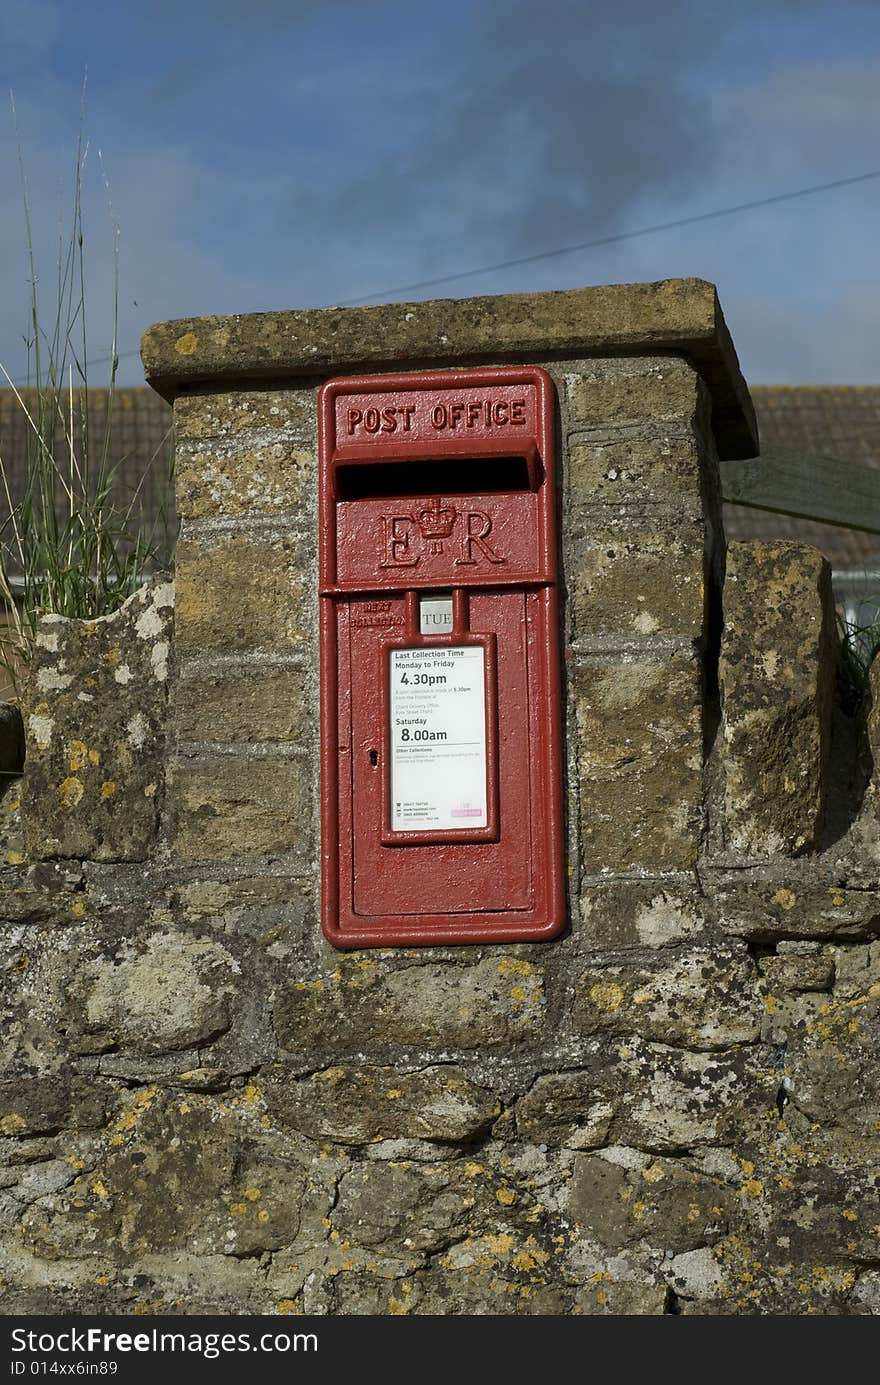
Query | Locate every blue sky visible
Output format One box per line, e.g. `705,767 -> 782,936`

1,0 -> 878,387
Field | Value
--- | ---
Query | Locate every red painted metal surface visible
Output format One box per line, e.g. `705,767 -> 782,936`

319,366 -> 565,948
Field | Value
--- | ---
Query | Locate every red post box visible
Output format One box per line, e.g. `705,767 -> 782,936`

319,366 -> 565,947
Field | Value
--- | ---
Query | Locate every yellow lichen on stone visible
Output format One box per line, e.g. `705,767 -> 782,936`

388,1284 -> 413,1314
484,1233 -> 514,1256
101,781 -> 117,800
771,888 -> 797,911
742,1179 -> 765,1197
313,1068 -> 345,1085
244,1187 -> 261,1201
175,332 -> 198,356
112,1085 -> 158,1134
277,1299 -> 299,1315
589,981 -> 625,1011
0,1113 -> 27,1135
68,741 -> 88,771
641,1162 -> 665,1183
58,777 -> 84,810
70,896 -> 87,919
497,959 -> 534,977
5,850 -> 26,865
495,1187 -> 517,1205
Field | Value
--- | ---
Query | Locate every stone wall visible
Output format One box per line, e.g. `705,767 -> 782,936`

1,281 -> 878,1315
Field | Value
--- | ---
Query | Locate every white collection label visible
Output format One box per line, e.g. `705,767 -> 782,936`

390,645 -> 487,831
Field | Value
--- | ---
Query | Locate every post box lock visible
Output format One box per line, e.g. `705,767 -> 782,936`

319,366 -> 565,947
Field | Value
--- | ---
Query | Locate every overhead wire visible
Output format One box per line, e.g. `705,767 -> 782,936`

10,166 -> 880,382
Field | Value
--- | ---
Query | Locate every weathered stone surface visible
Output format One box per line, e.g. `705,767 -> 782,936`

570,1153 -> 734,1253
333,1162 -> 477,1254
832,940 -> 880,997
20,1092 -> 311,1261
174,389 -> 313,441
173,388 -> 315,521
578,881 -> 706,948
783,967 -> 880,1139
173,663 -> 314,744
572,947 -> 761,1049
169,756 -> 312,864
0,860 -> 86,926
515,1071 -> 614,1150
568,519 -> 705,641
719,542 -> 837,856
759,946 -> 834,993
175,440 -> 314,521
21,577 -> 173,862
264,1065 -> 499,1144
515,1045 -> 775,1154
275,953 -> 544,1052
69,932 -> 238,1055
573,655 -> 703,871
142,280 -> 758,459
714,878 -> 880,942
174,534 -> 309,654
575,1280 -> 670,1314
0,1076 -> 110,1136
568,433 -> 703,516
565,356 -> 703,430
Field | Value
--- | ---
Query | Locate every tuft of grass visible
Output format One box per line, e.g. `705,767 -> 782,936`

837,610 -> 880,713
0,90 -> 172,700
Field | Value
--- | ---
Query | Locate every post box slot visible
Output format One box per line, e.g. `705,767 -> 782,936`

335,455 -> 535,500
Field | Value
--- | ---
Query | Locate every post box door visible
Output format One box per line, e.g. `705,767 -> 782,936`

319,367 -> 564,947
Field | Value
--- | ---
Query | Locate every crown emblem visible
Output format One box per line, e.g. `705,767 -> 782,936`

414,498 -> 457,554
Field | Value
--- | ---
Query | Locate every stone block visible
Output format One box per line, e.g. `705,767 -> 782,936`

174,389 -> 313,441
759,948 -> 834,993
274,954 -> 544,1052
514,1046 -> 774,1154
573,655 -> 703,871
567,433 -> 704,515
565,357 -> 702,430
333,1162 -> 475,1255
567,519 -> 705,641
169,756 -> 313,864
21,577 -> 173,862
578,880 -> 706,948
574,1281 -> 670,1314
20,1093 -> 310,1261
719,541 -> 837,855
572,946 -> 761,1049
0,1076 -> 110,1136
173,664 -> 315,744
174,534 -> 310,654
264,1064 -> 499,1144
68,931 -> 239,1056
570,1153 -> 733,1253
175,439 -> 314,521
783,974 -> 880,1139
715,880 -> 880,942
